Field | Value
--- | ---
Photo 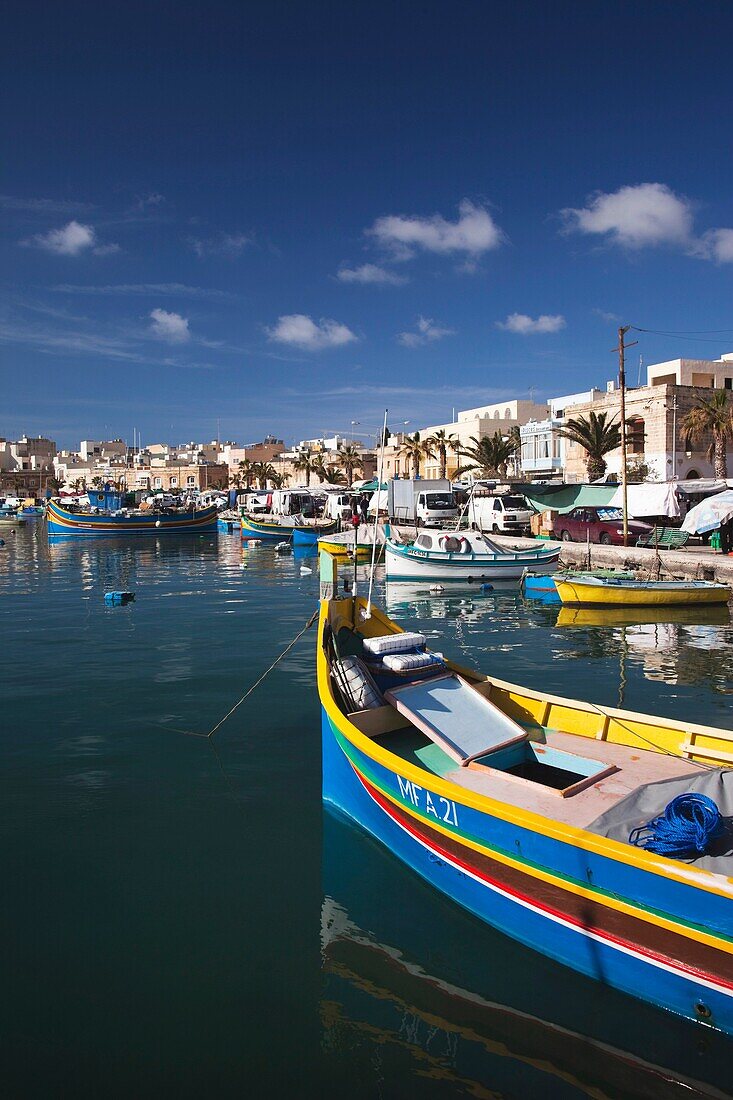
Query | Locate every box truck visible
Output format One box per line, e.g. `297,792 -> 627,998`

387,479 -> 458,526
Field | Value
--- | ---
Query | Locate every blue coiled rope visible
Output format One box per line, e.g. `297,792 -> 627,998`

629,793 -> 724,858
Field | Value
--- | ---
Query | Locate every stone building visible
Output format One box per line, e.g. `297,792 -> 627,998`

562,355 -> 733,482
382,399 -> 549,480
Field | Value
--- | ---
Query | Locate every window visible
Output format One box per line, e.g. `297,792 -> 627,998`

504,408 -> 511,418
153,477 -> 162,488
170,476 -> 178,487
725,378 -> 732,390
187,476 -> 195,486
628,417 -> 645,455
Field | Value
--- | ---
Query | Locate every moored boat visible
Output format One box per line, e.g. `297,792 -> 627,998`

318,550 -> 733,1031
522,569 -> 635,602
555,576 -> 731,608
316,523 -> 388,561
385,529 -> 560,582
240,514 -> 338,542
46,497 -> 217,536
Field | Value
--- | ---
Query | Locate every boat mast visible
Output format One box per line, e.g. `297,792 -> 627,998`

364,408 -> 388,620
613,325 -> 637,548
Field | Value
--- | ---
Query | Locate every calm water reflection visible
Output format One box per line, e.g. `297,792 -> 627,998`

3,524 -> 733,1096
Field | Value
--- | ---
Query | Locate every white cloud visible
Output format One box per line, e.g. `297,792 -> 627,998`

190,232 -> 250,257
698,228 -> 733,263
336,263 -> 407,286
267,313 -> 357,351
149,308 -> 191,343
1,194 -> 94,214
592,308 -> 621,323
368,199 -> 503,261
561,183 -> 693,249
54,282 -> 233,299
397,316 -> 455,347
25,219 -> 119,256
497,313 -> 566,335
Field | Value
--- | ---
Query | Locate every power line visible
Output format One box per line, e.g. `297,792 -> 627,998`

630,325 -> 733,344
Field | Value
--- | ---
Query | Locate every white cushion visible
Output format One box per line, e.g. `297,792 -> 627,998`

382,652 -> 444,672
362,631 -> 426,656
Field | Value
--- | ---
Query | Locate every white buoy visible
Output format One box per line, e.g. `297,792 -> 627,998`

300,566 -> 312,574
155,520 -> 161,528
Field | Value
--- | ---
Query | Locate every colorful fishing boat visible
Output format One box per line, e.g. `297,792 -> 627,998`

522,569 -> 635,602
46,496 -> 217,536
240,514 -> 338,542
318,551 -> 733,1032
315,524 -> 388,561
555,576 -> 731,608
385,529 -> 560,582
322,813 -> 733,1097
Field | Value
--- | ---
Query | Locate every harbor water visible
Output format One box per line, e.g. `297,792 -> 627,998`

4,523 -> 733,1098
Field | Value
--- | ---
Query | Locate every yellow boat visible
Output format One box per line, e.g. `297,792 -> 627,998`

555,576 -> 731,608
318,524 -> 386,563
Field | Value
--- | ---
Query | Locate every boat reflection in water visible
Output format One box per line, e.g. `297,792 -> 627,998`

556,605 -> 731,629
321,811 -> 733,1099
555,605 -> 733,707
385,579 -> 519,626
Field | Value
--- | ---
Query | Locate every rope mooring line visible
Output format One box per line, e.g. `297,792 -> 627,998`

206,606 -> 319,739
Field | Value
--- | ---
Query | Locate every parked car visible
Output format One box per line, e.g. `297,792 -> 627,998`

555,507 -> 653,545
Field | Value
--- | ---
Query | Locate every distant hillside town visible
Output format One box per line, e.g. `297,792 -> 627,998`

3,352 -> 733,496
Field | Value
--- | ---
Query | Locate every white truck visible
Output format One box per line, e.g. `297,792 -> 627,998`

468,491 -> 533,534
388,479 -> 458,527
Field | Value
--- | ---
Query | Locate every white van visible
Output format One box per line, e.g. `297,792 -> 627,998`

324,493 -> 356,521
470,493 -> 532,534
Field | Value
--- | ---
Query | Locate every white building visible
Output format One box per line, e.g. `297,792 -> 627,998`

520,390 -> 605,479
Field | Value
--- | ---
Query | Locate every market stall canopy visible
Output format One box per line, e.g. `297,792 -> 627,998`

681,490 -> 733,535
608,482 -> 680,519
521,484 -> 618,515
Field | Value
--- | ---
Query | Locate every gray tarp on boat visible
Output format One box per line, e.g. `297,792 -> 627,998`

589,767 -> 733,871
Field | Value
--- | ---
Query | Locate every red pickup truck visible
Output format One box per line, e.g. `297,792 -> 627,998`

555,506 -> 653,545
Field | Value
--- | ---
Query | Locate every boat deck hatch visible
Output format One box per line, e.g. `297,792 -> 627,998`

472,741 -> 616,797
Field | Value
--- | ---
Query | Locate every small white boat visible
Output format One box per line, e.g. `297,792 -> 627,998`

385,529 -> 560,582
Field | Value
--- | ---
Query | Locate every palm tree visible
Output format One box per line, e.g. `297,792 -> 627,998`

268,471 -> 287,489
424,429 -> 458,479
455,433 -> 518,479
326,465 -> 347,486
293,450 -> 317,487
681,390 -> 733,479
311,456 -> 332,484
556,412 -> 623,482
90,475 -> 104,489
335,442 -> 364,485
237,458 -> 255,488
399,432 -> 435,479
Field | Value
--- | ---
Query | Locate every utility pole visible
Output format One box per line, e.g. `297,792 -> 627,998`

612,325 -> 637,546
671,394 -> 678,479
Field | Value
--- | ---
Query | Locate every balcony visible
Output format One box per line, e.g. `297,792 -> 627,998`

521,456 -> 563,473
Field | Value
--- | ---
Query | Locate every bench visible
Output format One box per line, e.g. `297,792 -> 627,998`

636,527 -> 690,550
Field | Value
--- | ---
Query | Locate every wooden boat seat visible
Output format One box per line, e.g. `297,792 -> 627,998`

384,673 -> 528,765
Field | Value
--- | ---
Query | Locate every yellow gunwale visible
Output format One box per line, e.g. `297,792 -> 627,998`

317,594 -> 733,899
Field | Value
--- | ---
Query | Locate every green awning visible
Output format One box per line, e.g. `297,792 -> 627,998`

520,484 -> 618,514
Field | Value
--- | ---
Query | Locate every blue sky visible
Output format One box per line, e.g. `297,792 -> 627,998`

4,1 -> 733,449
